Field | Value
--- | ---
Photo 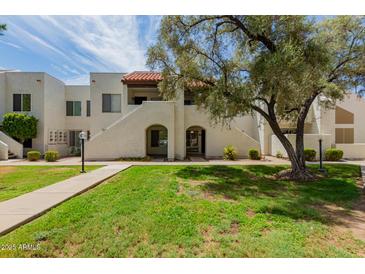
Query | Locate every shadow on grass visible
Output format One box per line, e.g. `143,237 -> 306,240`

175,165 -> 361,223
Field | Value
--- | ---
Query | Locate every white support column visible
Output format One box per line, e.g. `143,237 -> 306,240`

174,87 -> 185,160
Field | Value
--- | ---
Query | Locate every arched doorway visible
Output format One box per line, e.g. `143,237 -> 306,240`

146,125 -> 168,158
186,126 -> 206,156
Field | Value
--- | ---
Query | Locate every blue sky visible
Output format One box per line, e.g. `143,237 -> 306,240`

0,16 -> 161,84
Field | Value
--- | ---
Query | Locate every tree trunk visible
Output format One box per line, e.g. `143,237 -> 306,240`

253,104 -> 314,181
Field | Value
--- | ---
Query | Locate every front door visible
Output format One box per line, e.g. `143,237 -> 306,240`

186,130 -> 200,154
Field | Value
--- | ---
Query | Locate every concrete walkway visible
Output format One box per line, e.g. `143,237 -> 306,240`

0,156 -> 292,166
0,164 -> 130,236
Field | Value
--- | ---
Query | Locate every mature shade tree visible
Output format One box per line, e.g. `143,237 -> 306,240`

147,16 -> 365,180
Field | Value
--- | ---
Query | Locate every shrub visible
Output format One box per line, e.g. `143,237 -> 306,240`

276,151 -> 283,158
325,148 -> 343,161
27,150 -> 41,161
223,145 -> 237,160
2,113 -> 38,143
248,149 -> 260,160
45,150 -> 59,162
304,148 -> 316,161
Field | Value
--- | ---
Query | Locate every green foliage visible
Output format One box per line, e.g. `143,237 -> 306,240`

248,149 -> 260,160
276,151 -> 284,158
44,150 -> 59,162
0,166 -> 101,202
2,113 -> 38,143
304,148 -> 316,161
325,148 -> 344,161
0,165 -> 363,257
27,151 -> 41,161
147,16 -> 365,173
223,145 -> 237,160
0,24 -> 6,35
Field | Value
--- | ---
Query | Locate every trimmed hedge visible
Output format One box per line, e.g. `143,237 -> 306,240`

325,148 -> 343,161
304,148 -> 316,161
248,149 -> 260,160
27,150 -> 41,161
45,150 -> 59,162
223,145 -> 237,160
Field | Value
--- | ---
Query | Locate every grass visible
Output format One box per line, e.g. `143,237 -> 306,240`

0,165 -> 101,202
0,164 -> 364,258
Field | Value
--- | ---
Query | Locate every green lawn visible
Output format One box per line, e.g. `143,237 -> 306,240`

0,164 -> 364,258
0,165 -> 101,202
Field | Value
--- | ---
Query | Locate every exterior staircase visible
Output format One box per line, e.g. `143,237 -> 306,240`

8,151 -> 17,159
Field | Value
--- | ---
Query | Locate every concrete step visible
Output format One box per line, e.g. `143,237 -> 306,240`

8,152 -> 17,159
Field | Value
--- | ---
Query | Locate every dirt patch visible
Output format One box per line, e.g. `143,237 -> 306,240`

246,209 -> 256,218
0,166 -> 17,175
315,181 -> 365,242
230,221 -> 240,235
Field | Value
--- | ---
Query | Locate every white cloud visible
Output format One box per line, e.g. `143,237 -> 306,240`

0,40 -> 22,50
40,16 -> 147,72
1,16 -> 157,84
63,74 -> 90,85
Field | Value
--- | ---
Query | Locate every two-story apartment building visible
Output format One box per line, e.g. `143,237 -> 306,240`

0,70 -> 365,161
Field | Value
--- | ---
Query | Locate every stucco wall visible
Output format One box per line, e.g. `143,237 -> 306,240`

65,85 -> 90,131
0,131 -> 23,158
85,101 -> 175,160
0,73 -> 6,122
5,72 -> 45,153
336,143 -> 365,159
0,140 -> 8,160
271,134 -> 331,159
90,73 -> 126,135
43,74 -> 68,155
184,106 -> 260,158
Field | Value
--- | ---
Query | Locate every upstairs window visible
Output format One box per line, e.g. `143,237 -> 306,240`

13,94 -> 31,111
86,100 -> 91,117
335,106 -> 354,124
66,101 -> 81,116
102,94 -> 121,113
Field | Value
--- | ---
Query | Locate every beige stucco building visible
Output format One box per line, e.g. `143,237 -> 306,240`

0,70 -> 365,161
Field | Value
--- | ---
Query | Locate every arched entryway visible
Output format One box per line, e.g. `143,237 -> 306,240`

146,125 -> 168,158
186,126 -> 206,156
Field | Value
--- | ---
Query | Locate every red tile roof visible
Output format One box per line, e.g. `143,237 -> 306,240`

121,71 -> 163,84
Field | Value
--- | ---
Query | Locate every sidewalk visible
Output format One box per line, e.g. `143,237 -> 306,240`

0,164 -> 130,236
0,156 -> 292,166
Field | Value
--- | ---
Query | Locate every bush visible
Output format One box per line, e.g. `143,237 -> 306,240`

27,150 -> 41,161
248,149 -> 260,160
223,145 -> 237,160
45,150 -> 59,162
304,148 -> 316,161
276,151 -> 283,158
325,148 -> 343,161
2,113 -> 38,143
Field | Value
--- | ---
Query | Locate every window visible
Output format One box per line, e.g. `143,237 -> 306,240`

87,100 -> 91,117
69,130 -> 82,147
66,101 -> 81,116
102,94 -> 121,113
13,94 -> 31,111
335,128 -> 354,144
335,106 -> 354,124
